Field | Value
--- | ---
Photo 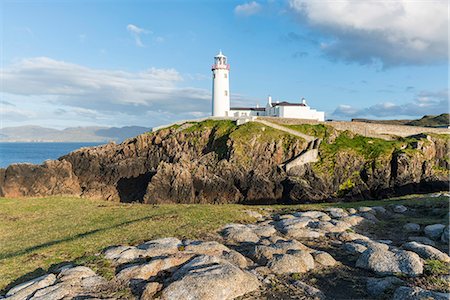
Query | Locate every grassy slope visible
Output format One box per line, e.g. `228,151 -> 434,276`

1,195 -> 448,292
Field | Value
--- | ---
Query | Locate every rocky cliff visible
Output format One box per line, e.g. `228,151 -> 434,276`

0,120 -> 448,203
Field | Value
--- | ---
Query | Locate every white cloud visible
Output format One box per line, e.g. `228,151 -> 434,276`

235,1 -> 262,16
0,57 -> 211,127
288,0 -> 448,66
126,24 -> 151,47
332,90 -> 449,118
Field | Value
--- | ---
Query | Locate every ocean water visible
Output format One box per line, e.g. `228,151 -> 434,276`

0,142 -> 102,168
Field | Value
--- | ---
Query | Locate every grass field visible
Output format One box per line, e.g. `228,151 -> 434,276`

0,194 -> 448,292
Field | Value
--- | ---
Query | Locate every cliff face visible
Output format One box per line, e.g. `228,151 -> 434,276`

0,120 -> 448,203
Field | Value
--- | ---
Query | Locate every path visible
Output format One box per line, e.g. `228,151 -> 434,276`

254,118 -> 315,142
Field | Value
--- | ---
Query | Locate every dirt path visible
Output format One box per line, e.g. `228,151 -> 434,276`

255,119 -> 315,142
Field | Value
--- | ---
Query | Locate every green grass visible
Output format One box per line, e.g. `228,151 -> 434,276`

0,197 -> 255,292
0,194 -> 447,292
285,124 -> 332,139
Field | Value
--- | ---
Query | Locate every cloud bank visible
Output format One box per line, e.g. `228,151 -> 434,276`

289,0 -> 448,66
332,90 -> 449,118
1,57 -> 211,127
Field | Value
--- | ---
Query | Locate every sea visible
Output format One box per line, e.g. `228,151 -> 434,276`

0,142 -> 102,168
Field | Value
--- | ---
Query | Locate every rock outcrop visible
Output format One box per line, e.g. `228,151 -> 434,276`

1,120 -> 448,203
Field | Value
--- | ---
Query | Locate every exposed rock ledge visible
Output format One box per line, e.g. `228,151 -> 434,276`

0,120 -> 448,203
2,203 -> 449,299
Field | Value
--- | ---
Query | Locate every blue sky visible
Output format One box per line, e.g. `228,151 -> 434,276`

1,0 -> 448,129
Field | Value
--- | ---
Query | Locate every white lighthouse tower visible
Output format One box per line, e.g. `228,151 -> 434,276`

211,51 -> 230,117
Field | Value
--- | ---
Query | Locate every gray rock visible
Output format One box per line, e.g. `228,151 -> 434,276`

276,217 -> 312,231
141,282 -> 163,299
116,253 -> 194,281
267,252 -> 314,274
284,227 -> 324,239
325,207 -> 348,218
160,255 -> 260,300
371,206 -> 387,214
441,225 -> 449,244
358,207 -> 373,213
57,266 -> 97,282
408,236 -> 436,246
248,239 -> 309,265
360,212 -> 379,223
403,241 -> 450,262
366,276 -> 404,297
138,237 -> 182,256
403,223 -> 421,233
343,242 -> 368,255
340,215 -> 365,226
337,231 -> 370,242
248,224 -> 277,237
312,251 -> 336,267
424,224 -> 446,240
393,205 -> 407,213
221,224 -> 260,243
356,248 -> 423,276
347,208 -> 357,214
182,240 -> 248,268
292,281 -> 325,299
5,274 -> 56,300
29,282 -> 74,300
103,245 -> 144,265
392,286 -> 449,300
294,211 -> 328,219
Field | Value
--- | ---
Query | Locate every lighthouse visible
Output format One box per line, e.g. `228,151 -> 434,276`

211,51 -> 230,117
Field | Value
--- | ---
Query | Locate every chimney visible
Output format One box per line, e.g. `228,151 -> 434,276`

268,95 -> 272,107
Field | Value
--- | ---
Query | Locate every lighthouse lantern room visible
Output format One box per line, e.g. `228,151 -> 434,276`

211,51 -> 230,117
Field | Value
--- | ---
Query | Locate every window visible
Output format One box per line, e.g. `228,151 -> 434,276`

224,73 -> 227,78
224,90 -> 228,96
213,74 -> 215,79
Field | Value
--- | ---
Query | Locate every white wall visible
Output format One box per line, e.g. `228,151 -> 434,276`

279,106 -> 325,121
228,110 -> 263,117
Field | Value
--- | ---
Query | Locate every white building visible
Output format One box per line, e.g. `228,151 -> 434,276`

211,51 -> 325,122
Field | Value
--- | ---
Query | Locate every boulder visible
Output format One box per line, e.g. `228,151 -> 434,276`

393,205 -> 407,213
408,236 -> 436,246
138,237 -> 182,257
392,286 -> 449,300
311,251 -> 336,267
221,224 -> 260,243
28,282 -> 75,300
103,245 -> 144,265
57,266 -> 97,282
403,241 -> 450,262
366,276 -> 404,297
358,207 -> 373,213
356,248 -> 423,276
5,274 -> 56,300
325,207 -> 348,218
371,206 -> 387,214
424,224 -> 446,240
403,223 -> 420,233
292,281 -> 325,299
116,253 -> 194,282
284,227 -> 324,239
294,211 -> 328,219
340,215 -> 365,226
267,252 -> 314,274
343,242 -> 368,255
141,282 -> 163,299
337,232 -> 370,242
248,224 -> 277,237
160,255 -> 260,300
347,208 -> 357,214
441,225 -> 449,244
244,210 -> 263,220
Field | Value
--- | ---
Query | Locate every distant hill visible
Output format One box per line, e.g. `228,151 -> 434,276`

352,113 -> 449,128
0,125 -> 151,142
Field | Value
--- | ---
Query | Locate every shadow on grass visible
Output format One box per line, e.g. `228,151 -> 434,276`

0,213 -> 173,261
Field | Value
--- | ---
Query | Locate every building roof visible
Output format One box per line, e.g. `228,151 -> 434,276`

272,101 -> 306,107
230,107 -> 266,111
